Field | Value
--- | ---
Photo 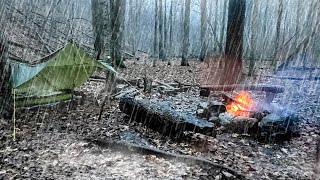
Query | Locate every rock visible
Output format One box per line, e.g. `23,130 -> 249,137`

0,119 -> 8,126
217,113 -> 258,134
226,116 -> 258,134
196,109 -> 206,118
197,101 -> 226,120
258,110 -> 300,141
198,102 -> 209,109
208,101 -> 226,113
196,102 -> 210,119
208,116 -> 219,123
222,171 -> 235,178
218,113 -> 235,126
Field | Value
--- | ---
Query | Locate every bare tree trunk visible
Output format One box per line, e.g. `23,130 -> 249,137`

222,0 -> 246,85
181,0 -> 190,66
163,0 -> 168,61
159,0 -> 164,60
248,0 -> 259,76
272,0 -> 283,67
294,1 -> 301,49
168,0 -> 173,65
110,0 -> 126,68
92,0 -> 110,60
153,0 -> 159,67
199,0 -> 207,62
213,0 -> 218,52
0,33 -> 11,118
128,0 -> 135,54
225,0 -> 246,58
134,0 -> 143,54
220,0 -> 227,53
180,0 -> 184,56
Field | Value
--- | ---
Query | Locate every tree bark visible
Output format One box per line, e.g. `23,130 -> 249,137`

0,33 -> 12,118
128,0 -> 135,54
213,0 -> 218,52
153,0 -> 159,67
225,0 -> 246,58
220,0 -> 227,53
199,0 -> 207,62
272,0 -> 283,67
159,0 -> 164,60
181,0 -> 191,66
163,0 -> 168,61
110,0 -> 126,68
168,0 -> 173,65
248,0 -> 259,76
221,0 -> 246,85
92,0 -> 110,60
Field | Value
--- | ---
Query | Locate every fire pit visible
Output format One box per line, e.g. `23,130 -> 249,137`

119,82 -> 299,142
197,89 -> 300,142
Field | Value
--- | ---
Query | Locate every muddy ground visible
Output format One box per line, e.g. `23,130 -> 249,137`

1,59 -> 320,179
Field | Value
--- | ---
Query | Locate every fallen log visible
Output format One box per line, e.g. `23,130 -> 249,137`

87,138 -> 247,179
119,98 -> 215,139
200,84 -> 285,99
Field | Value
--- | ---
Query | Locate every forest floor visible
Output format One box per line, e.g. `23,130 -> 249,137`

1,58 -> 320,180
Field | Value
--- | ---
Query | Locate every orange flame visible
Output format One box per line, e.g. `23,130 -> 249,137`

226,91 -> 254,117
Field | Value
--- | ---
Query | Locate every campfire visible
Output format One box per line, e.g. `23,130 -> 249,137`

226,91 -> 255,117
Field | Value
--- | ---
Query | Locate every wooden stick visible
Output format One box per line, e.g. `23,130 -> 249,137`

153,80 -> 175,89
12,89 -> 16,141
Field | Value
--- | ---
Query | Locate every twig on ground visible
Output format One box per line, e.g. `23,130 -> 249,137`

153,80 -> 176,89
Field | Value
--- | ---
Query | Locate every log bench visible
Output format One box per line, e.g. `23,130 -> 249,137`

200,84 -> 285,103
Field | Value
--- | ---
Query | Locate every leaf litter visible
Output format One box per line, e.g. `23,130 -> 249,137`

0,58 -> 319,179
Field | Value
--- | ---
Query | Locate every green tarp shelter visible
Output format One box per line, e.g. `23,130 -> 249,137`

7,42 -> 115,107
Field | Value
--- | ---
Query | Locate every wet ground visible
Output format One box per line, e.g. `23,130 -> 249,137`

1,59 -> 320,179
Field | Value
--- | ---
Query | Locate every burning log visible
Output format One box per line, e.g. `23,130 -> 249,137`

119,98 -> 215,139
221,93 -> 251,111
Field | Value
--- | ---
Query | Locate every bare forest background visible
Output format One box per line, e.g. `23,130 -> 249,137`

1,0 -> 319,71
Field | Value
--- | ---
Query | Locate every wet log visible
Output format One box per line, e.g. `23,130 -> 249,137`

200,84 -> 285,101
119,98 -> 215,139
201,84 -> 285,93
262,75 -> 320,81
